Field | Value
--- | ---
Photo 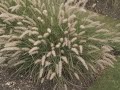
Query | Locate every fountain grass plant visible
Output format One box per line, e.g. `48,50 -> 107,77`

0,0 -> 119,90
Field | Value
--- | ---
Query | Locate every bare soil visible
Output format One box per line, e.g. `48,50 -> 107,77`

0,67 -> 37,90
86,0 -> 120,19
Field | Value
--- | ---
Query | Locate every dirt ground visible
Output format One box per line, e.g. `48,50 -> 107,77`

86,0 -> 120,19
0,67 -> 38,90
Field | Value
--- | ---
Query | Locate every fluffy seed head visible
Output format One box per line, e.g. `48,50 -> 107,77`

41,55 -> 46,66
43,33 -> 49,38
46,51 -> 52,57
34,40 -> 41,46
39,68 -> 44,79
43,10 -> 48,16
50,72 -> 56,80
51,50 -> 56,57
80,25 -> 85,29
45,61 -> 51,67
68,14 -> 76,23
58,60 -> 62,77
47,70 -> 52,79
74,73 -> 80,80
79,45 -> 83,54
60,38 -> 64,42
29,47 -> 39,54
61,56 -> 68,64
55,43 -> 61,48
47,28 -> 51,33
0,47 -> 20,52
71,48 -> 79,55
71,37 -> 77,43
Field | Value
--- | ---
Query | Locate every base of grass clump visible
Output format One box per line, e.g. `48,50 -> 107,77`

0,0 -> 119,90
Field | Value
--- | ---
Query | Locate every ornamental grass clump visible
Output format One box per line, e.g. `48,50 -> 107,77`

0,0 -> 119,89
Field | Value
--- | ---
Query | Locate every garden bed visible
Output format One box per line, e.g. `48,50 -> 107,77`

0,0 -> 120,90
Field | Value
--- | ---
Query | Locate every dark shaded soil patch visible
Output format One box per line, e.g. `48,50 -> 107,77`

86,0 -> 120,19
0,67 -> 37,90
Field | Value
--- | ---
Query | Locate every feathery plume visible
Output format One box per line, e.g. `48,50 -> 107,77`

41,55 -> 46,66
61,56 -> 68,64
51,50 -> 56,57
71,48 -> 79,55
38,68 -> 44,78
58,60 -> 62,77
74,73 -> 80,80
0,47 -> 20,52
77,56 -> 88,70
43,33 -> 49,38
34,40 -> 41,46
43,10 -> 48,16
28,47 -> 39,54
47,28 -> 51,33
79,45 -> 83,54
47,70 -> 52,79
50,72 -> 56,80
